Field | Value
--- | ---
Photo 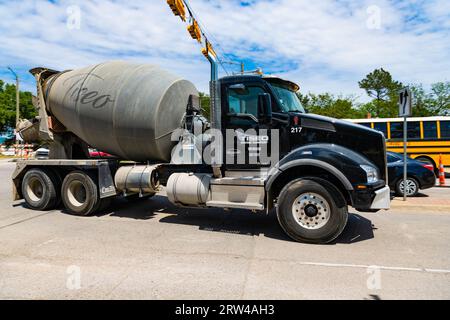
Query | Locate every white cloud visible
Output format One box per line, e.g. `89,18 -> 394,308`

0,0 -> 449,100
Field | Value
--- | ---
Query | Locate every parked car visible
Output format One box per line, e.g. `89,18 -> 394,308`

34,148 -> 49,160
89,148 -> 113,159
387,152 -> 436,197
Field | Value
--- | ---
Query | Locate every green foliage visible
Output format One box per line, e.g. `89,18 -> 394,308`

301,68 -> 449,120
0,80 -> 37,133
199,92 -> 211,120
358,68 -> 403,102
359,100 -> 398,118
429,82 -> 450,115
298,92 -> 365,119
298,67 -> 449,119
358,68 -> 404,118
409,84 -> 433,117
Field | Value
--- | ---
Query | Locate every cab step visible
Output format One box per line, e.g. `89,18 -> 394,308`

206,176 -> 265,210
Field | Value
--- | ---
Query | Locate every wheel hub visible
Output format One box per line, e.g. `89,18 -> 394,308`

400,179 -> 417,196
292,193 -> 331,230
304,204 -> 319,217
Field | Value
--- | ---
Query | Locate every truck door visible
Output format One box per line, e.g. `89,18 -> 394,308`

222,82 -> 275,171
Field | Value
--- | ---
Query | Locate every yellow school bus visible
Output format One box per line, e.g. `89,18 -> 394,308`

348,116 -> 450,171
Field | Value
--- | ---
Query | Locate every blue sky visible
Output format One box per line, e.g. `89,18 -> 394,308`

0,0 -> 449,102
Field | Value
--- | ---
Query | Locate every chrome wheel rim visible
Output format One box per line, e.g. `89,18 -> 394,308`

292,193 -> 331,230
399,179 -> 417,196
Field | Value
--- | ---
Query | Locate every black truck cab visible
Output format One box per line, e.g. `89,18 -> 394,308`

217,74 -> 390,215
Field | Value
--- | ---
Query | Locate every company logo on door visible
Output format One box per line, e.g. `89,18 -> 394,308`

236,130 -> 269,145
171,128 -> 280,167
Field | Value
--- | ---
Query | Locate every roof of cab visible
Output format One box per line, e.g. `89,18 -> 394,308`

219,74 -> 300,91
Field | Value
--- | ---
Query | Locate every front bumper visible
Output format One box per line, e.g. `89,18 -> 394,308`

351,182 -> 391,211
421,171 -> 438,190
370,186 -> 391,210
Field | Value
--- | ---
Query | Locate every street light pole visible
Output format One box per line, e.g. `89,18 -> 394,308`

7,67 -> 20,128
7,67 -> 20,150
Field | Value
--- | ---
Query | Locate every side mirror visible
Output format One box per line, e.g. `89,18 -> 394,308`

258,93 -> 272,124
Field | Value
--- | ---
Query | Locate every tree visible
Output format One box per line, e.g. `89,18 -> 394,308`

298,92 -> 364,119
198,92 -> 211,120
409,84 -> 433,117
0,80 -> 37,133
359,68 -> 403,117
359,68 -> 403,102
359,99 -> 399,118
429,82 -> 450,115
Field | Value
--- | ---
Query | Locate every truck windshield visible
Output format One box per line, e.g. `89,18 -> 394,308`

269,82 -> 305,113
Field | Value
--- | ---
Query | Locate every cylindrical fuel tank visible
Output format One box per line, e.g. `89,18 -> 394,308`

43,61 -> 198,162
115,165 -> 160,195
167,173 -> 212,206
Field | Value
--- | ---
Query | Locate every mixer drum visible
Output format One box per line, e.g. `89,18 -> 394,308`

44,61 -> 198,162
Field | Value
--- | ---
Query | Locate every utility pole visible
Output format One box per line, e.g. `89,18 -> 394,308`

7,67 -> 20,150
7,67 -> 20,128
399,88 -> 413,201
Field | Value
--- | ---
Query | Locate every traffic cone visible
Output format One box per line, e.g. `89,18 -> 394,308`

439,154 -> 446,187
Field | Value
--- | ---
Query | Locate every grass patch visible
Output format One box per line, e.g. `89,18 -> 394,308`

0,154 -> 20,159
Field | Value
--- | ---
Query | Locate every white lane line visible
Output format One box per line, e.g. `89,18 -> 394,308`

293,261 -> 450,274
425,269 -> 450,274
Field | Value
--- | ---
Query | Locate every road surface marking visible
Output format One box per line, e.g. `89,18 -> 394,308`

293,261 -> 450,274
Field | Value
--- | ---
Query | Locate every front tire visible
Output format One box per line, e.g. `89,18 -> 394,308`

277,179 -> 348,244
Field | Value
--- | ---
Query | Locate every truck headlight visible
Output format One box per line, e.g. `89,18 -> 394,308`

360,165 -> 379,183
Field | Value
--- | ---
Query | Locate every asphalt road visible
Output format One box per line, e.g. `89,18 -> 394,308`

0,159 -> 449,300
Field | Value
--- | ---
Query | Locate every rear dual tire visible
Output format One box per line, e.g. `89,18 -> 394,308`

22,169 -> 112,216
22,169 -> 61,211
277,179 -> 348,244
61,171 -> 112,216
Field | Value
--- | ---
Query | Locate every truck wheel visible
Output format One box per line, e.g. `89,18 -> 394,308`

62,171 -> 100,216
396,177 -> 419,197
277,179 -> 348,244
22,169 -> 59,211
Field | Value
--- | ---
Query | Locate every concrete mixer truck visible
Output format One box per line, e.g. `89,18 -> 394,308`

11,57 -> 390,244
